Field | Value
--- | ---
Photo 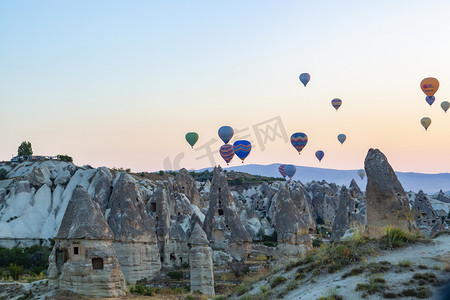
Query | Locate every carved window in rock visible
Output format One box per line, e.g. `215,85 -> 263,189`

92,257 -> 104,270
218,208 -> 224,216
218,200 -> 222,208
170,253 -> 176,262
150,202 -> 157,213
73,247 -> 79,255
56,249 -> 69,265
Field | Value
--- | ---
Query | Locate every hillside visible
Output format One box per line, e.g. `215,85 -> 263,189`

201,164 -> 450,194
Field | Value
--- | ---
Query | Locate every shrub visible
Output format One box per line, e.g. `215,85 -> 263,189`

270,276 -> 285,288
312,238 -> 323,248
57,154 -> 73,163
342,267 -> 364,278
168,270 -> 183,280
8,263 -> 23,280
398,259 -> 412,268
0,168 -> 7,180
380,227 -> 414,249
129,284 -> 153,296
159,170 -> 165,176
235,284 -> 249,296
417,286 -> 432,298
263,241 -> 277,247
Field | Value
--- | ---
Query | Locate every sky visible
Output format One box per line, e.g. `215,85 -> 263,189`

2,1 -> 450,173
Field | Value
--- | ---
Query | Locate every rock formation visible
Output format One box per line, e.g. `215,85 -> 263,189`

174,168 -> 203,208
413,191 -> 442,237
189,223 -> 215,297
107,173 -> 161,283
274,184 -> 312,260
48,186 -> 127,298
364,148 -> 415,238
331,186 -> 366,240
203,167 -> 252,261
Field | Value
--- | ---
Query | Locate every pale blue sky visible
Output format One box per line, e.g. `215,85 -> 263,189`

2,1 -> 450,173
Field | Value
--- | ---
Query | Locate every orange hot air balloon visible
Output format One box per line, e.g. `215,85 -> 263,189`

420,77 -> 439,97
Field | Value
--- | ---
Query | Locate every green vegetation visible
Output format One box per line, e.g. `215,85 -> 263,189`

8,263 -> 23,280
18,141 -> 33,156
380,227 -> 423,250
168,270 -> 183,280
0,168 -> 7,180
257,229 -> 277,247
235,284 -> 249,296
398,259 -> 412,268
57,154 -> 73,162
341,266 -> 364,278
356,276 -> 386,295
270,276 -> 286,288
129,284 -> 154,296
189,169 -> 285,184
318,287 -> 343,300
0,245 -> 51,277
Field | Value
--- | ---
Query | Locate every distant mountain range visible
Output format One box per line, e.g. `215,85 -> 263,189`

199,164 -> 450,194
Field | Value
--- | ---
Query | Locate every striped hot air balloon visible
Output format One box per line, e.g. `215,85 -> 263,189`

331,98 -> 342,111
233,140 -> 252,163
299,73 -> 310,87
219,144 -> 234,165
290,132 -> 308,154
278,164 -> 286,177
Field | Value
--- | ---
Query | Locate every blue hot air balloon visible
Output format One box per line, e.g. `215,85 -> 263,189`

315,150 -> 324,162
337,134 -> 346,144
233,140 -> 252,163
284,164 -> 296,179
299,73 -> 310,87
425,96 -> 435,106
218,126 -> 234,144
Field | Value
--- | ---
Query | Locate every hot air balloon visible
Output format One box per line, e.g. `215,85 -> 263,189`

278,164 -> 286,178
218,126 -> 234,144
185,132 -> 199,148
290,132 -> 308,154
358,169 -> 365,180
420,77 -> 439,97
331,98 -> 342,111
337,134 -> 346,144
233,140 -> 251,163
220,144 -> 234,165
284,164 -> 296,180
299,73 -> 311,87
420,117 -> 431,131
315,150 -> 324,162
441,101 -> 450,113
425,96 -> 435,106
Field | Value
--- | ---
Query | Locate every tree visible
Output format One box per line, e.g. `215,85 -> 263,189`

18,141 -> 33,156
57,154 -> 73,162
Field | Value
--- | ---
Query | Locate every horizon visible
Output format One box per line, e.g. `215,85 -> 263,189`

2,1 -> 450,174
